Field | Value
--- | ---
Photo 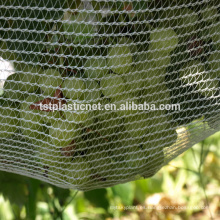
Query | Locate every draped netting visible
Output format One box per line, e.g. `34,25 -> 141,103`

0,0 -> 219,190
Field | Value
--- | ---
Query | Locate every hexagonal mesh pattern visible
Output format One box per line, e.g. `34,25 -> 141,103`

0,0 -> 219,190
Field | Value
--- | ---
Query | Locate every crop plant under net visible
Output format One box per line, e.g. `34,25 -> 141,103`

0,0 -> 219,190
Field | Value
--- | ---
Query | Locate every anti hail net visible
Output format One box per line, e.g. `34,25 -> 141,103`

0,0 -> 219,190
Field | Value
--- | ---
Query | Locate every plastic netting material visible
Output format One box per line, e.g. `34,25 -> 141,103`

0,0 -> 219,190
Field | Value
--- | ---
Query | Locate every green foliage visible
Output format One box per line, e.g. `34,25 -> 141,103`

6,20 -> 46,62
132,1 -> 149,11
112,183 -> 134,206
84,188 -> 109,211
0,171 -> 27,207
26,179 -> 40,220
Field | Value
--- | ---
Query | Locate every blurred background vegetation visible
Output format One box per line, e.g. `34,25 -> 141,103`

0,131 -> 219,220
